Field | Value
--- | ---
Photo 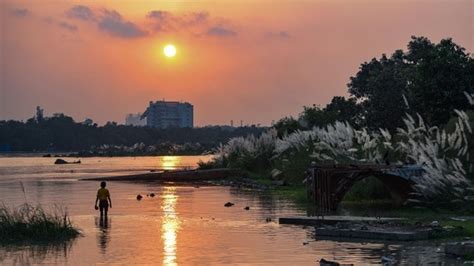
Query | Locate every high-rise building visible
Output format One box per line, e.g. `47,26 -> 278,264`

125,113 -> 146,126
141,101 -> 193,128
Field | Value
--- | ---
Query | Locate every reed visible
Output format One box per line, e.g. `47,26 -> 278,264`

0,203 -> 81,243
209,91 -> 474,208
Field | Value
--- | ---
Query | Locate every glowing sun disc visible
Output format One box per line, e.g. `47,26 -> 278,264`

164,44 -> 177,57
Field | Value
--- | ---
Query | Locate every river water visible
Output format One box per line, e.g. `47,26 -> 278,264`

0,156 -> 462,265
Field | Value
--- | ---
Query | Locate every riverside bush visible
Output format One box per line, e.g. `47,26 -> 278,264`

0,203 -> 81,243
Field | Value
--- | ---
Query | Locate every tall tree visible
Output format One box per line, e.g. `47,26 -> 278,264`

348,36 -> 473,130
407,37 -> 473,125
348,50 -> 410,131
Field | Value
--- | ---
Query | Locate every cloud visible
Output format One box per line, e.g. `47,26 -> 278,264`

266,31 -> 291,39
58,21 -> 78,32
10,8 -> 30,17
98,9 -> 147,38
66,5 -> 95,21
207,26 -> 237,37
146,10 -> 209,32
147,11 -> 238,38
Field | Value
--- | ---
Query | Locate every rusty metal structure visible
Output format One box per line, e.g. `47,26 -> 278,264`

306,164 -> 424,211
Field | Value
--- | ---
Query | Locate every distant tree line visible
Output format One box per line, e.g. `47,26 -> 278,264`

0,112 -> 266,153
274,36 -> 474,136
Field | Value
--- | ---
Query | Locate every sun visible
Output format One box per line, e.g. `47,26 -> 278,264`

163,44 -> 177,58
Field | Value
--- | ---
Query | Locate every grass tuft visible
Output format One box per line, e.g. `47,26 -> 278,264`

0,203 -> 81,244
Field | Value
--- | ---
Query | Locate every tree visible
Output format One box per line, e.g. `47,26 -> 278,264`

35,106 -> 44,123
299,105 -> 338,128
298,97 -> 361,129
273,117 -> 301,137
348,50 -> 410,131
325,96 -> 361,127
407,37 -> 473,125
348,36 -> 473,130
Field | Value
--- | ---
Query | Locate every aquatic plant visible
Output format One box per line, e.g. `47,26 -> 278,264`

0,203 -> 81,243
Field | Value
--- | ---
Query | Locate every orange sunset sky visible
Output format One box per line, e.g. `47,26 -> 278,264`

1,0 -> 472,126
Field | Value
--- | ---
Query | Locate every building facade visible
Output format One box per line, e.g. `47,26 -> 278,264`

125,113 -> 146,126
141,101 -> 193,128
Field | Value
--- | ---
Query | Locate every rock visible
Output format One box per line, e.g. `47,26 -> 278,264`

464,196 -> 474,201
302,241 -> 309,245
381,255 -> 397,265
272,180 -> 289,186
150,193 -> 155,197
224,202 -> 234,207
54,158 -> 80,164
244,206 -> 250,210
430,221 -> 440,227
464,237 -> 471,241
360,225 -> 368,230
54,158 -> 68,164
136,194 -> 143,200
445,241 -> 474,256
450,217 -> 467,222
336,223 -> 349,229
319,258 -> 340,266
443,225 -> 454,230
42,154 -> 52,157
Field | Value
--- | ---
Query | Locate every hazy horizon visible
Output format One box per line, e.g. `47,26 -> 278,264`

1,0 -> 472,126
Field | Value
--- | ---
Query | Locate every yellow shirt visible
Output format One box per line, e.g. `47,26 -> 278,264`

97,188 -> 110,201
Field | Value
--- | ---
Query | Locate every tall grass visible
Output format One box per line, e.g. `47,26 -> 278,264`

209,92 -> 474,209
0,203 -> 81,243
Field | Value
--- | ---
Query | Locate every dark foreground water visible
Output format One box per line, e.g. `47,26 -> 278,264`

0,156 -> 464,265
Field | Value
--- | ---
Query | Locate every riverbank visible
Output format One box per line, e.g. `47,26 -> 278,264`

210,172 -> 474,243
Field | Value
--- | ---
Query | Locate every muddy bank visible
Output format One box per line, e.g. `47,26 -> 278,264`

81,168 -> 242,182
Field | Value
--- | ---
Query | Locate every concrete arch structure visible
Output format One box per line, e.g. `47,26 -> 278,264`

306,164 -> 424,211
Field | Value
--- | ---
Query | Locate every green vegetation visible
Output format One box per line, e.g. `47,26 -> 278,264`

204,36 -> 474,211
272,185 -> 308,205
0,112 -> 266,153
465,252 -> 474,261
0,203 -> 81,244
273,36 -> 474,132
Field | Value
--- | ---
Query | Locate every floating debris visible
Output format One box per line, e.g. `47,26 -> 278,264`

150,193 -> 155,197
136,194 -> 143,200
244,206 -> 250,210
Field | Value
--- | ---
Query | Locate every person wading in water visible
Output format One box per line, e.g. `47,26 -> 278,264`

95,181 -> 112,219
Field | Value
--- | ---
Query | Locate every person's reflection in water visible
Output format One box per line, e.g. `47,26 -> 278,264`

95,216 -> 111,254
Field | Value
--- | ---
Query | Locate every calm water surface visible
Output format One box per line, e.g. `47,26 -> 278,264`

0,156 -> 461,265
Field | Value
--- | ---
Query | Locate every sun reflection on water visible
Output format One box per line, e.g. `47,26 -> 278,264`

161,187 -> 180,266
161,156 -> 180,170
